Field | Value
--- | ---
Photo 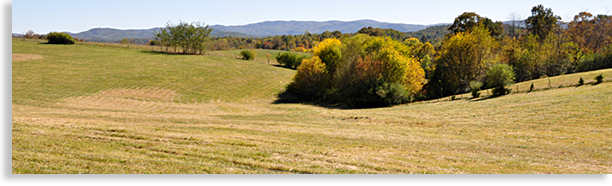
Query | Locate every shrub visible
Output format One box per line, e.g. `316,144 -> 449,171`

529,82 -> 534,92
46,32 -> 76,44
469,81 -> 482,98
578,77 -> 584,86
486,64 -> 516,96
575,46 -> 612,72
276,52 -> 307,69
491,86 -> 511,96
240,50 -> 255,60
595,74 -> 603,84
286,57 -> 329,101
450,95 -> 456,101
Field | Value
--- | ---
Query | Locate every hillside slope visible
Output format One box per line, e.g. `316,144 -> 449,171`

11,39 -> 611,174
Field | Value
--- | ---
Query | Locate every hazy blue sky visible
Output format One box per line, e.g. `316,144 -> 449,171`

11,0 -> 612,34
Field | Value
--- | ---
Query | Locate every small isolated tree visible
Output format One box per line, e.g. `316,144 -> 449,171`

578,77 -> 584,85
486,64 -> 516,96
120,38 -> 131,44
265,53 -> 272,64
595,74 -> 604,84
46,32 -> 76,44
25,30 -> 36,39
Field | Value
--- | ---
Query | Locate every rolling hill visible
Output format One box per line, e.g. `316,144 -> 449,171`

11,38 -> 612,174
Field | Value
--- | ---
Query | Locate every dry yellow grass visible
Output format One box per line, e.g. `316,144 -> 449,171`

12,82 -> 612,174
12,53 -> 43,62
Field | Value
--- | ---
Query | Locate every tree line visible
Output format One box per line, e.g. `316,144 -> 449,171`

283,4 -> 612,107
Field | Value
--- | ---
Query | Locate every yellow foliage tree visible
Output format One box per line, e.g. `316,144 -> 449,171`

427,25 -> 499,97
363,37 -> 425,95
286,36 -> 426,106
287,57 -> 329,100
313,38 -> 342,75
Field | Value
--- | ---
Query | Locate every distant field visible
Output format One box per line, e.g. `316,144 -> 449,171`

11,39 -> 612,173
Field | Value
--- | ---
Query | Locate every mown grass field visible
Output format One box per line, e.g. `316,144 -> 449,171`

11,39 -> 612,174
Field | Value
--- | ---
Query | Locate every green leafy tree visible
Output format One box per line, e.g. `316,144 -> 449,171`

447,12 -> 504,38
525,4 -> 561,42
154,21 -> 212,54
486,64 -> 516,96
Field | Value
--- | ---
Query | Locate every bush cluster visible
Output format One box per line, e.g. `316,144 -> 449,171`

46,32 -> 76,44
285,35 -> 425,107
276,52 -> 307,69
240,50 -> 255,60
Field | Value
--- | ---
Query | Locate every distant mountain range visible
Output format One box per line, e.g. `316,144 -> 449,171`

208,19 -> 440,36
64,28 -> 252,42
48,20 -> 450,42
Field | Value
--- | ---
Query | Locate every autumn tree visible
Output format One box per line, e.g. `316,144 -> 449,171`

525,4 -> 561,42
286,56 -> 330,101
567,12 -> 612,54
25,30 -> 36,39
313,38 -> 342,76
285,35 -> 425,106
427,25 -> 499,98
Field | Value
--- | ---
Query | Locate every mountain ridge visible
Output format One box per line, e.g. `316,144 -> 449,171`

63,20 -> 451,42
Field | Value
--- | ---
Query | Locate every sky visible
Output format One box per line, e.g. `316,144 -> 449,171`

11,0 -> 612,34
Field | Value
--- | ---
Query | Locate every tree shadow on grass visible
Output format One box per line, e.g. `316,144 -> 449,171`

272,91 -> 393,110
271,64 -> 297,70
139,51 -> 204,55
469,95 -> 502,102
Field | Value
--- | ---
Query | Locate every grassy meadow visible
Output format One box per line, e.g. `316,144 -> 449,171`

11,39 -> 612,174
